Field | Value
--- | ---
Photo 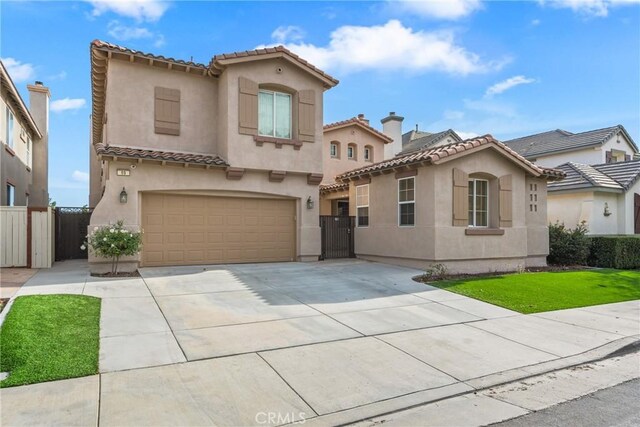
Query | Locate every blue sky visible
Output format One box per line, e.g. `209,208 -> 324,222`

2,0 -> 639,206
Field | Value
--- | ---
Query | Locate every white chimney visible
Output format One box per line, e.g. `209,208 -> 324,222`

381,112 -> 404,159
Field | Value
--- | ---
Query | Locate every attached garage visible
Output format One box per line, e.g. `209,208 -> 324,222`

141,193 -> 296,267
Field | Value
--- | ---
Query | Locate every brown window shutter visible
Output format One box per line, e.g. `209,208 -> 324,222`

605,150 -> 612,163
452,168 -> 469,227
297,89 -> 316,143
238,77 -> 258,135
154,87 -> 180,136
499,175 -> 513,227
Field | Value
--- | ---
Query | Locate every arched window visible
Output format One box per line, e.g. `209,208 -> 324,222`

347,143 -> 357,160
364,145 -> 373,162
330,141 -> 341,158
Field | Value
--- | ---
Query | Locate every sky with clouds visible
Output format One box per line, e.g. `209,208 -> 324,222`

2,0 -> 639,206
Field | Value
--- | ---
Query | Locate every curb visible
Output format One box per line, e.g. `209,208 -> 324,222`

297,335 -> 640,427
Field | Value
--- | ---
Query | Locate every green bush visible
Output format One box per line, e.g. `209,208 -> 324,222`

588,236 -> 640,269
548,221 -> 590,266
84,220 -> 141,274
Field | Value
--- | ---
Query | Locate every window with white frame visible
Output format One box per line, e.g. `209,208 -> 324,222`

330,142 -> 338,158
356,184 -> 369,227
468,179 -> 489,227
6,183 -> 15,206
258,89 -> 291,139
398,177 -> 415,226
347,144 -> 356,160
26,136 -> 32,168
6,107 -> 14,149
364,146 -> 372,162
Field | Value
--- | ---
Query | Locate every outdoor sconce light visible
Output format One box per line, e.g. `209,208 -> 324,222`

119,187 -> 128,204
306,196 -> 314,210
603,202 -> 611,217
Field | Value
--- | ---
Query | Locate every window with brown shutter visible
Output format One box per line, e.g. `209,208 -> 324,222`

154,87 -> 180,136
297,89 -> 315,143
238,77 -> 259,135
499,174 -> 513,227
452,168 -> 469,227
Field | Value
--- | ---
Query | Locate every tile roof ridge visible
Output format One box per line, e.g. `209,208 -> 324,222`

91,39 -> 207,68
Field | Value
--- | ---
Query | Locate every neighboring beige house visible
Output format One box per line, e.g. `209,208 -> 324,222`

89,40 -> 338,272
1,61 -> 49,207
401,127 -> 462,154
320,114 -> 393,215
548,160 -> 640,235
334,135 -> 564,274
503,125 -> 638,168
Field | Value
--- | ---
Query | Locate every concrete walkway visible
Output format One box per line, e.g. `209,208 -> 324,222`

1,260 -> 638,426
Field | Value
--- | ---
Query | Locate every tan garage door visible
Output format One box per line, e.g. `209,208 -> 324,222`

141,193 -> 296,266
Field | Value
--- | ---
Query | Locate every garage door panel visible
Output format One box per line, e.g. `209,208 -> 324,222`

142,194 -> 296,266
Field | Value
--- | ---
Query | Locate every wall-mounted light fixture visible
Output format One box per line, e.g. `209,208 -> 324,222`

603,202 -> 611,217
306,196 -> 314,210
119,187 -> 128,204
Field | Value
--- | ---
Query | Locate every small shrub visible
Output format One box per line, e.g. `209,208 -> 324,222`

423,263 -> 448,281
588,236 -> 640,269
548,221 -> 590,266
84,220 -> 142,274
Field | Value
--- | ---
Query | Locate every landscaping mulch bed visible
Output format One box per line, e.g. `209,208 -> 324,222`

90,270 -> 141,278
0,298 -> 8,314
414,265 -> 588,284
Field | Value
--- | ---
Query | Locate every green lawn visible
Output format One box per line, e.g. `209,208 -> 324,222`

0,294 -> 101,388
430,269 -> 640,314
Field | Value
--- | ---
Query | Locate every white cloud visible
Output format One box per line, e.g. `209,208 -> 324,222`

444,109 -> 465,120
51,98 -> 86,113
71,170 -> 90,183
1,58 -> 36,83
455,130 -> 479,140
154,34 -> 166,47
47,71 -> 68,81
531,18 -> 541,26
539,0 -> 640,18
394,0 -> 483,19
107,20 -> 153,39
87,0 -> 169,22
271,26 -> 305,44
485,75 -> 536,97
259,20 -> 506,75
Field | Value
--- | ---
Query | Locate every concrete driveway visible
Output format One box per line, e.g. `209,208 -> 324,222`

2,260 -> 638,426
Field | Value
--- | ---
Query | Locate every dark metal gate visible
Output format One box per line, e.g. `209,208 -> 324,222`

320,215 -> 355,260
55,207 -> 93,261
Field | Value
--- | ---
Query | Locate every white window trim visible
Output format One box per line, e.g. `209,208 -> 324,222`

469,178 -> 489,228
330,143 -> 338,158
6,183 -> 15,207
6,107 -> 14,149
356,184 -> 369,228
364,147 -> 371,162
26,136 -> 32,168
398,177 -> 415,227
258,89 -> 292,139
347,144 -> 355,160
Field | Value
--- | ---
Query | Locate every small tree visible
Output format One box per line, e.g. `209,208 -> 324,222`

84,221 -> 142,274
548,221 -> 590,266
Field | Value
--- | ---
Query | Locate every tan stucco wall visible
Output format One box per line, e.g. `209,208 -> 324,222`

89,161 -> 321,270
322,125 -> 386,183
220,59 -> 324,174
105,61 -> 219,155
353,146 -> 550,273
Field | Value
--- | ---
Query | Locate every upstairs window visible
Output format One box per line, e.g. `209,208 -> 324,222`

347,143 -> 357,160
5,107 -> 14,149
26,137 -> 32,168
356,184 -> 369,227
468,179 -> 488,227
398,177 -> 415,226
258,90 -> 291,139
364,146 -> 373,162
6,183 -> 15,206
330,142 -> 339,158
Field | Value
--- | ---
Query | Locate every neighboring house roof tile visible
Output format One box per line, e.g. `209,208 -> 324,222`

503,125 -> 639,158
91,39 -> 208,68
401,129 -> 463,154
0,60 -> 42,139
549,160 -> 640,192
336,135 -> 565,181
95,143 -> 229,167
211,45 -> 338,87
319,182 -> 350,194
324,117 -> 393,143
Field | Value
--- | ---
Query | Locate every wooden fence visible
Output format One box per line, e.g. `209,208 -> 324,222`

0,206 -> 54,268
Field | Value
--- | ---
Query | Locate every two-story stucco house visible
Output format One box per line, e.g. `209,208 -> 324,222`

504,125 -> 639,235
89,41 -> 338,272
1,61 -> 49,208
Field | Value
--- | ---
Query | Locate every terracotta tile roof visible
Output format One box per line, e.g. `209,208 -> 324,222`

336,135 -> 565,181
95,143 -> 228,167
324,117 -> 393,143
211,45 -> 339,87
91,40 -> 208,68
319,182 -> 350,194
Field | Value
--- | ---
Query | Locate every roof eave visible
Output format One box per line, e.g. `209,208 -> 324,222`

0,62 -> 43,139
